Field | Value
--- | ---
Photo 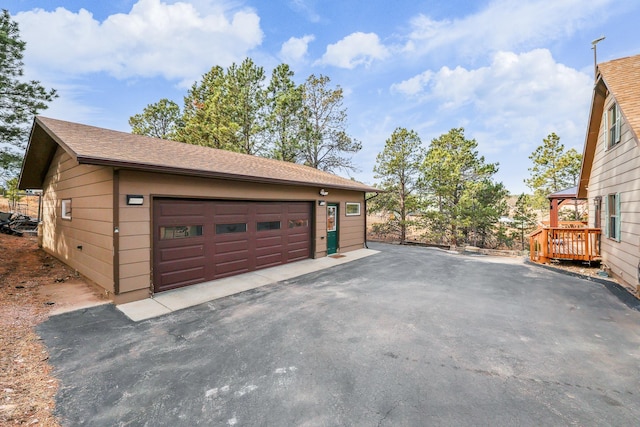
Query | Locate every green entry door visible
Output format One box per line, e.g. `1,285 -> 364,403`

327,204 -> 338,255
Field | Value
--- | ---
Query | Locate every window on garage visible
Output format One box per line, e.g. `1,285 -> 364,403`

160,225 -> 203,239
216,223 -> 247,234
257,221 -> 281,231
288,219 -> 309,228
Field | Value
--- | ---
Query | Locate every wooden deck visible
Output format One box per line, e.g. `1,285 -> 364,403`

530,225 -> 601,264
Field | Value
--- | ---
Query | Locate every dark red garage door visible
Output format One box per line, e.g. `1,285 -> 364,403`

153,199 -> 312,293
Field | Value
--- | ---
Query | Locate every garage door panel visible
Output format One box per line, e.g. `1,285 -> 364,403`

255,203 -> 284,214
214,203 -> 250,215
288,231 -> 309,241
154,199 -> 311,293
288,249 -> 309,261
255,235 -> 282,248
214,239 -> 249,253
159,266 -> 206,289
256,254 -> 283,268
215,260 -> 250,277
158,201 -> 205,214
159,244 -> 204,262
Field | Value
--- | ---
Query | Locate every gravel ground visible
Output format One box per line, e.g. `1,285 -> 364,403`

0,233 -> 75,426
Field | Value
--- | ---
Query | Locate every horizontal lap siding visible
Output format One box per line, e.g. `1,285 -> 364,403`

117,171 -> 367,297
588,94 -> 640,289
42,148 -> 114,292
340,198 -> 366,252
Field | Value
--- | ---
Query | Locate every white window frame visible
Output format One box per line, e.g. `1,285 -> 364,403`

61,199 -> 72,220
605,193 -> 621,242
605,103 -> 621,149
345,202 -> 361,216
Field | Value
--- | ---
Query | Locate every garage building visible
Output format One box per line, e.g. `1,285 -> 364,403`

19,117 -> 378,303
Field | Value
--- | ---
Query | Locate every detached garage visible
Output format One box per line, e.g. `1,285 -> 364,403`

19,117 -> 378,303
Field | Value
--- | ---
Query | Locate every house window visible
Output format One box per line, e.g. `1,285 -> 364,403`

605,193 -> 621,241
593,196 -> 601,229
345,202 -> 361,216
61,199 -> 72,220
606,103 -> 621,148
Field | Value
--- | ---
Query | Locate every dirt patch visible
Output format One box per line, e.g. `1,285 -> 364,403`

0,233 -> 107,426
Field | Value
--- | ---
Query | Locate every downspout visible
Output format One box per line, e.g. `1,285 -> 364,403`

364,192 -> 380,249
113,169 -> 120,296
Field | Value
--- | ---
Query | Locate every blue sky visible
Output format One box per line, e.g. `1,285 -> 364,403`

5,0 -> 640,194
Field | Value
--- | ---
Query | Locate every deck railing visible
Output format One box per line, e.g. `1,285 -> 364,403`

530,226 -> 601,263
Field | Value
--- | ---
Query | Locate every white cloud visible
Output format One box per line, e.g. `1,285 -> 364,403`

15,0 -> 263,85
404,0 -> 613,57
279,35 -> 315,63
390,70 -> 433,96
289,0 -> 321,23
317,32 -> 390,69
392,49 -> 592,157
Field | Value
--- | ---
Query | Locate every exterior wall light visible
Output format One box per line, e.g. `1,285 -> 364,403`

319,189 -> 329,196
126,195 -> 144,206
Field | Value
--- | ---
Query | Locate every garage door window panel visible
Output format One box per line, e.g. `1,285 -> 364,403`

288,219 -> 309,228
257,221 -> 281,231
216,223 -> 247,234
160,225 -> 204,240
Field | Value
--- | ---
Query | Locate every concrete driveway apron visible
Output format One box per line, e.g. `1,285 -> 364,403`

38,243 -> 640,426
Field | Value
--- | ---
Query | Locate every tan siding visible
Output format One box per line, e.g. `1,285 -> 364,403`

119,275 -> 151,294
339,199 -> 365,251
120,248 -> 150,265
120,261 -> 149,280
587,93 -> 640,291
119,235 -> 150,251
41,147 -> 114,293
114,171 -> 367,297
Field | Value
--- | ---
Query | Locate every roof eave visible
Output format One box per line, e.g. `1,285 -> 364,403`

77,156 -> 380,193
577,77 -> 607,199
18,118 -> 79,190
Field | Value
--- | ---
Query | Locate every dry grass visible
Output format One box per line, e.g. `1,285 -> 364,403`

0,233 -> 74,426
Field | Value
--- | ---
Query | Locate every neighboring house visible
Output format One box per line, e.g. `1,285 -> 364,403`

19,117 -> 378,304
578,53 -> 640,297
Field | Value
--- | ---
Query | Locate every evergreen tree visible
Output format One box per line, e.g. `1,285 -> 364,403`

371,127 -> 424,243
0,10 -> 57,182
225,58 -> 266,155
264,64 -> 303,162
178,65 -> 235,149
525,133 -> 582,209
129,98 -> 182,139
421,128 -> 500,246
513,193 -> 537,250
299,74 -> 361,172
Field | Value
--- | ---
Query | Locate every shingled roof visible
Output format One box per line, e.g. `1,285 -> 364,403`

578,54 -> 640,197
19,116 -> 378,193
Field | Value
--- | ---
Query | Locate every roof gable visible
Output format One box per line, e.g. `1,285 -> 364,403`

19,117 -> 378,193
578,54 -> 640,197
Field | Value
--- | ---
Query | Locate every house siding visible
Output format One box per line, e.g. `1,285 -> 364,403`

587,94 -> 640,290
116,170 -> 367,301
41,147 -> 114,292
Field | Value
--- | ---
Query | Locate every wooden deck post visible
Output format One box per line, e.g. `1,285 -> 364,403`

540,228 -> 549,263
549,199 -> 559,228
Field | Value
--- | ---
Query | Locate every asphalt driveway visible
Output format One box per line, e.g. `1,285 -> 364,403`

38,243 -> 640,426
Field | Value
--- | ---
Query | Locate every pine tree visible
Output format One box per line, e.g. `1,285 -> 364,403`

0,10 -> 57,182
371,127 -> 424,243
299,74 -> 361,172
129,98 -> 182,139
